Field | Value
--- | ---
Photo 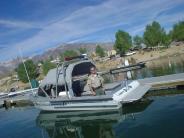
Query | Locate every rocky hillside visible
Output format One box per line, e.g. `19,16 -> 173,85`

0,65 -> 11,78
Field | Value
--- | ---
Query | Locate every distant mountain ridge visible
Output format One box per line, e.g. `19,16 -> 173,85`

32,42 -> 113,62
0,42 -> 113,78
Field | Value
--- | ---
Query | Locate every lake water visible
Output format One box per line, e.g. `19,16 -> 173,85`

1,92 -> 184,138
0,54 -> 184,138
133,54 -> 184,79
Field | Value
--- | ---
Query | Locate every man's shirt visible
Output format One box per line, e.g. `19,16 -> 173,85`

87,74 -> 104,88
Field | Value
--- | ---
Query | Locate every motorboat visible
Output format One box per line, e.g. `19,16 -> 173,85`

33,56 -> 151,111
8,88 -> 38,97
0,88 -> 38,99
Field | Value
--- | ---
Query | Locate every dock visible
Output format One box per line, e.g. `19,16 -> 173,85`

138,73 -> 184,86
124,73 -> 184,102
113,73 -> 184,103
0,88 -> 37,108
0,94 -> 34,108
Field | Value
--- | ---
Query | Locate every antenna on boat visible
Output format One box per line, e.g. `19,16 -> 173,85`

55,56 -> 60,98
18,48 -> 34,93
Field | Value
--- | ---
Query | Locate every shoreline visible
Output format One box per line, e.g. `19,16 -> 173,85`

0,45 -> 184,92
127,45 -> 184,63
96,45 -> 184,70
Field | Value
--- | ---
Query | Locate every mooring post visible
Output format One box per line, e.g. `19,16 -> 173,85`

4,100 -> 11,108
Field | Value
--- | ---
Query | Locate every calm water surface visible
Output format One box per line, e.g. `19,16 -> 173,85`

0,55 -> 184,138
1,92 -> 184,138
133,54 -> 184,79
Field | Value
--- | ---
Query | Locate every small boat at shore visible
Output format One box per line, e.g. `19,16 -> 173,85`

33,56 -> 150,111
0,88 -> 38,99
0,92 -> 8,99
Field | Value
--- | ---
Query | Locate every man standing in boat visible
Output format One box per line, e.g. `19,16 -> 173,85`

87,66 -> 105,96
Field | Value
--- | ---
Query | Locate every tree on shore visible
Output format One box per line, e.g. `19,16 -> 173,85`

170,21 -> 184,41
59,50 -> 79,61
143,21 -> 170,48
162,32 -> 172,47
133,35 -> 143,49
16,60 -> 38,83
78,47 -> 87,54
95,45 -> 105,57
63,50 -> 79,57
42,60 -> 56,75
114,30 -> 132,55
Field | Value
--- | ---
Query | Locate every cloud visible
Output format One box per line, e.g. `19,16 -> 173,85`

0,0 -> 184,61
0,19 -> 41,29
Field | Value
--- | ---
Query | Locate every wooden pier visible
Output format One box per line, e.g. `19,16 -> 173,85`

0,88 -> 37,109
124,73 -> 184,102
138,73 -> 184,86
0,94 -> 34,108
113,73 -> 184,103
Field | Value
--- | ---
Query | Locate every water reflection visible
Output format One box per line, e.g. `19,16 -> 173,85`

36,99 -> 153,138
103,54 -> 184,82
133,54 -> 184,79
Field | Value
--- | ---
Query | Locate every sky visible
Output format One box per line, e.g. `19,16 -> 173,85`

0,0 -> 184,61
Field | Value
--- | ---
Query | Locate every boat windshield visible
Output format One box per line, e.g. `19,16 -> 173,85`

72,62 -> 95,76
